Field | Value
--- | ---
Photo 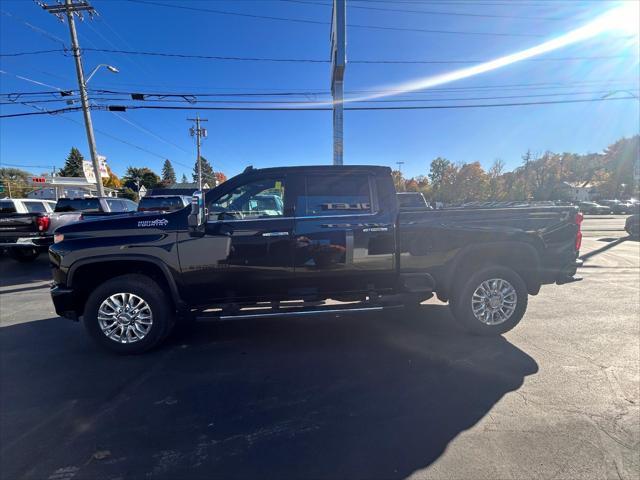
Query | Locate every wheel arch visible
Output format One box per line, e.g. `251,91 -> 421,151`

68,255 -> 185,317
441,241 -> 543,299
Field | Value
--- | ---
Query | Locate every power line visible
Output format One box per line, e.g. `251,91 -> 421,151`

3,95 -> 636,118
4,89 -> 637,106
3,78 -> 638,100
3,48 -> 634,65
123,0 -> 543,37
279,0 -> 564,21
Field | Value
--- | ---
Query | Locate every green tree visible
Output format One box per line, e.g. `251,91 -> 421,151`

161,159 -> 176,186
181,173 -> 188,183
119,187 -> 138,201
59,147 -> 85,177
121,167 -> 160,192
429,157 -> 458,203
192,156 -> 216,188
0,167 -> 31,197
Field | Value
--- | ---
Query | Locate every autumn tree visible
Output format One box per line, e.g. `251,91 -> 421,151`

0,167 -> 31,197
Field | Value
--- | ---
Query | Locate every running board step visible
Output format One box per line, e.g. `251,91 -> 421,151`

197,303 -> 403,321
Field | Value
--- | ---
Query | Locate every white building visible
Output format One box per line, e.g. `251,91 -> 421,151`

26,176 -> 117,200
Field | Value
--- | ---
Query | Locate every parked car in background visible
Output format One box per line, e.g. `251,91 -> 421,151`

626,213 -> 639,237
0,198 -> 55,262
624,202 -> 640,236
598,200 -> 629,214
137,195 -> 190,213
578,201 -> 610,215
51,197 -> 138,229
397,192 -> 431,210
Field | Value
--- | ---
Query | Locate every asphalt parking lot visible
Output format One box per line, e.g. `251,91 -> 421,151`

0,215 -> 638,480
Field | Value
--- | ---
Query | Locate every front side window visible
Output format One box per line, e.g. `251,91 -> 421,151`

207,178 -> 285,221
298,175 -> 371,217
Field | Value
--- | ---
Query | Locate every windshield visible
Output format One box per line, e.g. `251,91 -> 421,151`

54,198 -> 101,213
137,197 -> 186,212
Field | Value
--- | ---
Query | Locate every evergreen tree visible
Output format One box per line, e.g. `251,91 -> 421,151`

192,156 -> 216,188
59,147 -> 85,177
161,159 -> 176,186
181,173 -> 188,183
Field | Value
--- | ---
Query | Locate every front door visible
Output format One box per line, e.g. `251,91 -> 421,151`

178,175 -> 294,305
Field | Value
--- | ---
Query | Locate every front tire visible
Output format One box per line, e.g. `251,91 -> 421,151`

450,266 -> 528,336
83,274 -> 173,354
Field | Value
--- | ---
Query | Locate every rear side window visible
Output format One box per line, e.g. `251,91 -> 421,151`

298,175 -> 371,217
138,197 -> 186,212
24,201 -> 47,213
0,200 -> 16,213
54,198 -> 101,213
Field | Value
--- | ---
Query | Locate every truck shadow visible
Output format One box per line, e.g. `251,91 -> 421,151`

1,306 -> 538,480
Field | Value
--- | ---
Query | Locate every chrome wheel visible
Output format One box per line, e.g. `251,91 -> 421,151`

97,293 -> 153,344
471,278 -> 517,326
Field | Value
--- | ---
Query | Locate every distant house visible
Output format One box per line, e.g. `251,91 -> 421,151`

147,182 -> 210,197
558,181 -> 600,202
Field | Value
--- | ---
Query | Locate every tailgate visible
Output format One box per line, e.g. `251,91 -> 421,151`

0,214 -> 39,235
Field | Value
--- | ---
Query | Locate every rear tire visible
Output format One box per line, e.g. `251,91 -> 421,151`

8,248 -> 39,262
83,274 -> 173,354
450,266 -> 528,336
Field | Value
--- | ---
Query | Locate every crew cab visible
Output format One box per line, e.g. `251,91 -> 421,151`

50,165 -> 583,354
0,198 -> 56,262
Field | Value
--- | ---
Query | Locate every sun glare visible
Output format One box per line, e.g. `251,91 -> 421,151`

336,1 -> 640,104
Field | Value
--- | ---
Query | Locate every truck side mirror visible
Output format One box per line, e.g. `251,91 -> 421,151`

188,191 -> 206,237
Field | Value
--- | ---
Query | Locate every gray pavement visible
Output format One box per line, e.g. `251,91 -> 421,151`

0,215 -> 638,479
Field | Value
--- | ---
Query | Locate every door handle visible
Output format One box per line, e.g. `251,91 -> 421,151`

262,231 -> 289,237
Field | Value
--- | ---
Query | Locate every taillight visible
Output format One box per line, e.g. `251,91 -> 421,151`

36,215 -> 50,232
574,212 -> 583,250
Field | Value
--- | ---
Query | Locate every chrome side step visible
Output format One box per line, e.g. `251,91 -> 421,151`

197,303 -> 402,321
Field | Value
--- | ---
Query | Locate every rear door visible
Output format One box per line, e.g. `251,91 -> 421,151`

292,172 -> 396,299
178,174 -> 295,304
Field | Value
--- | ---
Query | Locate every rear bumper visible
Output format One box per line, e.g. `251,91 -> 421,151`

50,284 -> 79,321
555,258 -> 583,284
0,236 -> 53,250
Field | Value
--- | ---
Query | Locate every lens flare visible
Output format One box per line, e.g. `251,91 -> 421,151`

326,2 -> 640,105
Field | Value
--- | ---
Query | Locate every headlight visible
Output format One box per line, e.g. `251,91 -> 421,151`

54,233 -> 64,244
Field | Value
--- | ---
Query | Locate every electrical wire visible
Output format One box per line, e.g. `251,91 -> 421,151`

2,48 -> 635,66
279,0 -> 564,21
3,89 -> 637,106
123,0 -> 543,37
2,95 -> 636,118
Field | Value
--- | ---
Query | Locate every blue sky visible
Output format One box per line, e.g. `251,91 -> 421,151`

1,0 -> 638,181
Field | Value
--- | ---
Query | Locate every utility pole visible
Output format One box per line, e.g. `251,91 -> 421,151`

39,0 -> 105,197
330,0 -> 346,165
188,115 -> 208,190
396,161 -> 405,176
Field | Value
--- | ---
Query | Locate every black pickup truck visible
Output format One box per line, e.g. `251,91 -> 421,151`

50,165 -> 582,354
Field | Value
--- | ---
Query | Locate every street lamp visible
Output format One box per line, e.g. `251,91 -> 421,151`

85,64 -> 119,84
